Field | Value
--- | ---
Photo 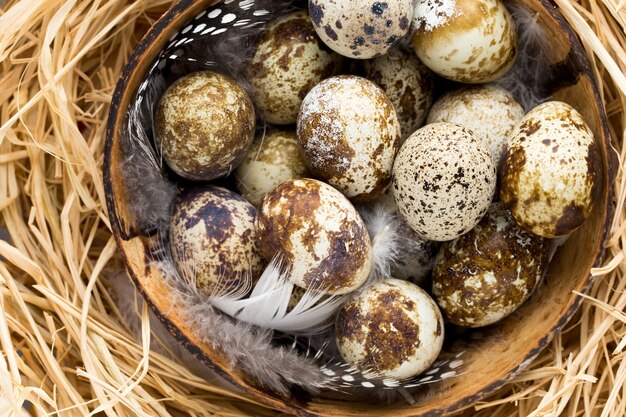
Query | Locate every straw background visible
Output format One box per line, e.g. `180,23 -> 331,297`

0,0 -> 625,415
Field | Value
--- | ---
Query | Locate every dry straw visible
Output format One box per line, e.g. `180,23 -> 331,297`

0,0 -> 625,416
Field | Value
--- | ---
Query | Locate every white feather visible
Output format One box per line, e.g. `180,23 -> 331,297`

209,256 -> 347,334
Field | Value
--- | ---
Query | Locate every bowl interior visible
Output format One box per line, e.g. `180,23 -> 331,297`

104,0 -> 614,416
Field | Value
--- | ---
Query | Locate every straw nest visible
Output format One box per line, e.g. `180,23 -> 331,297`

0,0 -> 625,415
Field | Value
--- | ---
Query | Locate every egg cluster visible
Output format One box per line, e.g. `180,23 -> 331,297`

153,0 -> 601,382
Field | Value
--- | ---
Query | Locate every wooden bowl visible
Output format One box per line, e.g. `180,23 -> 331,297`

104,1 -> 616,415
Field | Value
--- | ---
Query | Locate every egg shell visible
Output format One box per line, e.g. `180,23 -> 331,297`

363,47 -> 434,140
392,123 -> 497,241
432,203 -> 548,327
255,179 -> 372,295
170,186 -> 264,295
427,86 -> 525,165
335,279 -> 444,379
500,101 -> 602,238
297,75 -> 401,201
308,0 -> 413,59
412,0 -> 517,83
248,11 -> 343,125
235,129 -> 310,206
154,71 -> 255,181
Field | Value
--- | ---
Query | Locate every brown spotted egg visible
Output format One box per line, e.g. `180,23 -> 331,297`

308,0 -> 413,59
155,71 -> 255,181
432,203 -> 548,327
235,129 -> 310,206
169,186 -> 264,295
248,11 -> 343,125
297,75 -> 401,201
412,0 -> 517,83
255,179 -> 372,295
392,123 -> 496,241
500,101 -> 602,238
335,279 -> 444,379
427,86 -> 525,165
362,46 -> 434,140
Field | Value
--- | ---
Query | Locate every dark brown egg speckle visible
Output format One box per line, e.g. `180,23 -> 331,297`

432,203 -> 548,327
155,71 -> 255,181
392,123 -> 496,241
308,0 -> 413,59
335,279 -> 444,379
169,186 -> 264,295
500,101 -> 601,238
255,179 -> 372,295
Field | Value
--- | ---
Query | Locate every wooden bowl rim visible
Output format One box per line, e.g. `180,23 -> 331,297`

103,1 -> 617,416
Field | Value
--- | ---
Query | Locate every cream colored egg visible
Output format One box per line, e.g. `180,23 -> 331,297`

392,123 -> 496,241
427,86 -> 525,165
297,75 -> 401,201
412,0 -> 517,83
170,186 -> 264,295
500,101 -> 601,238
248,11 -> 343,125
155,71 -> 255,181
432,203 -> 548,327
308,0 -> 413,59
335,279 -> 444,379
363,47 -> 434,140
255,179 -> 372,295
235,129 -> 310,206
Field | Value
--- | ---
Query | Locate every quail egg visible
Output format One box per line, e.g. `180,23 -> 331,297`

432,203 -> 548,327
392,123 -> 496,241
308,0 -> 413,59
298,75 -> 401,201
335,279 -> 444,379
412,0 -> 517,83
248,11 -> 343,125
170,186 -> 264,295
154,71 -> 255,181
362,46 -> 434,140
427,86 -> 525,165
235,129 -> 310,206
500,101 -> 601,238
255,179 -> 372,295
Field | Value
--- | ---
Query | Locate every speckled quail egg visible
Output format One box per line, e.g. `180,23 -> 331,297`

170,186 -> 264,295
427,86 -> 525,165
500,101 -> 602,238
308,0 -> 413,59
297,75 -> 400,201
255,179 -> 372,295
412,0 -> 517,83
248,11 -> 343,125
235,129 -> 310,206
335,279 -> 444,379
432,203 -> 548,327
154,71 -> 255,181
392,123 -> 496,241
371,188 -> 439,286
362,46 -> 434,140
